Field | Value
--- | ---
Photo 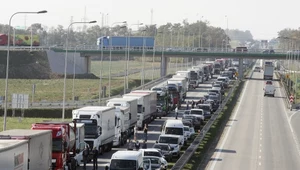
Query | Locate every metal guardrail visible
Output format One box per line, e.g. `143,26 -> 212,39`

171,65 -> 254,170
4,74 -> 173,109
171,80 -> 240,170
276,71 -> 291,109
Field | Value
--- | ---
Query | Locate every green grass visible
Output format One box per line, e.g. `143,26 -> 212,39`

0,117 -> 72,130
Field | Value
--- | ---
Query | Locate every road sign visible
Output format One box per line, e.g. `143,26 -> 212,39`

12,94 -> 29,109
286,74 -> 290,79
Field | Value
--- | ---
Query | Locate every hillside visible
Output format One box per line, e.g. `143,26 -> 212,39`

0,51 -> 51,79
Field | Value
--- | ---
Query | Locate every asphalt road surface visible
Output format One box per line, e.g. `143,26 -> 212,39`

77,76 -> 217,170
205,68 -> 300,170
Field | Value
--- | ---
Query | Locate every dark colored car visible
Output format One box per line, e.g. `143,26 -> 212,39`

197,104 -> 213,119
152,143 -> 173,162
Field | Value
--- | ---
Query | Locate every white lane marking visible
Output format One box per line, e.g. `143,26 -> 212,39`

209,80 -> 250,170
259,149 -> 262,152
259,155 -> 261,159
290,111 -> 300,122
279,81 -> 300,157
260,144 -> 262,147
259,162 -> 261,166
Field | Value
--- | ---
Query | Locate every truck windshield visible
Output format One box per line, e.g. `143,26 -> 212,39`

165,127 -> 183,135
190,72 -> 197,79
84,123 -> 98,138
159,136 -> 179,144
214,64 -> 221,68
190,110 -> 203,116
110,160 -> 137,170
52,138 -> 63,152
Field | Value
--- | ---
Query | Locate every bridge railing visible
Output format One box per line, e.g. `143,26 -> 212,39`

50,45 -> 288,54
0,45 -> 288,54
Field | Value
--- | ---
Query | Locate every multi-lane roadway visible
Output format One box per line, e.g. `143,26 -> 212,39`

205,64 -> 300,170
77,74 -> 216,170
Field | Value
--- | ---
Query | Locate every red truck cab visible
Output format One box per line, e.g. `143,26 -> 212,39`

32,121 -> 77,170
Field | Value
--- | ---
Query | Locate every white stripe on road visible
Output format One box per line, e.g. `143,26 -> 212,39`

209,80 -> 250,170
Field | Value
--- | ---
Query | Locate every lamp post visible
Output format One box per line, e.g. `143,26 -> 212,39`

62,20 -> 96,120
225,15 -> 229,52
72,44 -> 85,102
197,15 -> 203,48
158,28 -> 166,77
3,10 -> 47,131
151,24 -> 157,81
121,25 -> 128,95
127,23 -> 143,88
140,29 -> 147,88
108,21 -> 127,97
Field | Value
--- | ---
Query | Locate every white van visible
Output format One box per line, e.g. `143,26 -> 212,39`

161,120 -> 185,145
264,85 -> 275,97
109,151 -> 144,170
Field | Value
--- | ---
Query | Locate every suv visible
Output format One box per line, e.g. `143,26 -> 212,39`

189,109 -> 205,124
151,86 -> 167,96
197,103 -> 213,119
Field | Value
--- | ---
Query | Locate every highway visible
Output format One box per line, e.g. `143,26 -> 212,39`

205,66 -> 300,170
77,75 -> 216,170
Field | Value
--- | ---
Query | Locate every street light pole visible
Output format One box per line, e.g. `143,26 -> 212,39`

3,10 -> 47,131
62,20 -> 96,120
225,15 -> 229,52
72,44 -> 85,102
152,25 -> 157,81
198,15 -> 203,48
127,23 -> 143,88
108,21 -> 127,97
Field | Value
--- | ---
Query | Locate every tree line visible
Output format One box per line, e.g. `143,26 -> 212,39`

0,20 -> 258,49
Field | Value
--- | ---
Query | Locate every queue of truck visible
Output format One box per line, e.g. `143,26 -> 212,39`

0,57 -> 242,170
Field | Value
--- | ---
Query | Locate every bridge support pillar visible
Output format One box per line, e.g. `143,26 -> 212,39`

238,58 -> 243,79
160,56 -> 169,77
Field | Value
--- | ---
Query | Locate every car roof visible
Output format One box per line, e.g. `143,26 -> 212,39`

112,150 -> 142,160
159,134 -> 181,138
140,148 -> 160,153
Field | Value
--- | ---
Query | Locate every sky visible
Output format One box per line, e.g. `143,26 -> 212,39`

1,0 -> 299,40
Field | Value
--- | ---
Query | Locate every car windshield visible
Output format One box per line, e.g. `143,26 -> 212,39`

152,88 -> 162,91
154,144 -> 169,151
198,105 -> 210,111
213,84 -> 221,87
144,157 -> 160,164
165,127 -> 183,135
110,160 -> 137,170
159,136 -> 179,144
209,96 -> 218,100
217,78 -> 225,82
184,127 -> 190,131
190,110 -> 203,115
209,90 -> 218,94
144,151 -> 162,157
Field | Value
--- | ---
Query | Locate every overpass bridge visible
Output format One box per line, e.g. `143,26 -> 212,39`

50,46 -> 287,78
1,46 -> 288,78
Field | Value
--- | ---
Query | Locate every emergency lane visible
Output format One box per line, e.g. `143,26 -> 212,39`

205,69 -> 300,170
